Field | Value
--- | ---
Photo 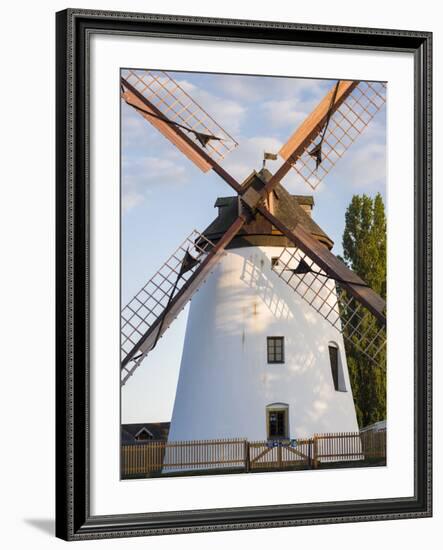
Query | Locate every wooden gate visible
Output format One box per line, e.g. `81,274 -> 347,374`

248,439 -> 313,470
121,432 -> 387,477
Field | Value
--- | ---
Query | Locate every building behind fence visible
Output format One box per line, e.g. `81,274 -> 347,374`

121,431 -> 386,477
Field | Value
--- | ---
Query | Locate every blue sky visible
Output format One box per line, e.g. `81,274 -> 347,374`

121,71 -> 386,423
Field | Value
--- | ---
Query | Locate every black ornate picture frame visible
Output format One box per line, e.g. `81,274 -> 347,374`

55,9 -> 432,541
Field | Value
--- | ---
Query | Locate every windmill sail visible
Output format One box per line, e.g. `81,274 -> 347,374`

120,73 -> 388,383
271,247 -> 386,365
279,81 -> 386,190
121,214 -> 247,386
121,69 -> 238,169
257,203 -> 386,323
121,230 -> 215,384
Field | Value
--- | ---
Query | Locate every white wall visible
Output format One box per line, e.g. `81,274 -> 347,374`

168,246 -> 359,444
0,1 -> 441,549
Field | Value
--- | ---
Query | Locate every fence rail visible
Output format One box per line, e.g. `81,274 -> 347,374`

122,438 -> 246,476
313,432 -> 364,462
162,438 -> 246,471
121,431 -> 386,477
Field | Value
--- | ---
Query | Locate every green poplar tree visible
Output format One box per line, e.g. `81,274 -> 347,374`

342,193 -> 387,428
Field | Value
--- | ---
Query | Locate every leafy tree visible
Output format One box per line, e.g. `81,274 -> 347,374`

341,193 -> 386,428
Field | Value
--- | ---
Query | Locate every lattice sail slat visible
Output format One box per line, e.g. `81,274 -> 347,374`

121,230 -> 216,376
288,81 -> 386,190
272,247 -> 386,365
121,69 -> 238,163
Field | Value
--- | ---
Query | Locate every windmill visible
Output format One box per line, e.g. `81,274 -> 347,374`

120,70 -> 386,454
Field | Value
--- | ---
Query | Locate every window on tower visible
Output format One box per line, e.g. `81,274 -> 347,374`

328,342 -> 346,391
267,336 -> 285,363
266,404 -> 289,439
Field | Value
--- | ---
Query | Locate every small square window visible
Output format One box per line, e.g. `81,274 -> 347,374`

267,336 -> 285,363
271,257 -> 280,268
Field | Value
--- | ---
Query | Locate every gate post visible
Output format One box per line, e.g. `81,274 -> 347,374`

308,439 -> 312,468
244,440 -> 250,472
313,435 -> 319,468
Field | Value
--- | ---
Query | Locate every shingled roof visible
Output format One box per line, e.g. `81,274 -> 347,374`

204,169 -> 333,250
121,422 -> 170,443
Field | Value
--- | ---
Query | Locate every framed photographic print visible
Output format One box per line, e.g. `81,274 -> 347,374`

55,9 -> 432,541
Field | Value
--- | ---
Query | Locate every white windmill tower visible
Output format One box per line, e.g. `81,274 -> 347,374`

167,173 -> 360,445
120,71 -> 387,466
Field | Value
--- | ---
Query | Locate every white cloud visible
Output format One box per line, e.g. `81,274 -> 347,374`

120,101 -> 164,163
177,79 -> 246,136
277,104 -> 386,194
327,109 -> 386,190
339,142 -> 386,188
281,168 -> 318,195
262,85 -> 327,130
121,155 -> 189,213
122,187 -> 144,213
279,137 -> 386,196
261,78 -> 330,130
211,73 -> 327,103
209,74 -> 263,101
125,156 -> 187,182
271,77 -> 327,97
222,135 -> 283,182
121,72 -> 386,214
262,98 -> 308,129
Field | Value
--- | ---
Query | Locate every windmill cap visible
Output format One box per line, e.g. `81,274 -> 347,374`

203,169 -> 333,250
